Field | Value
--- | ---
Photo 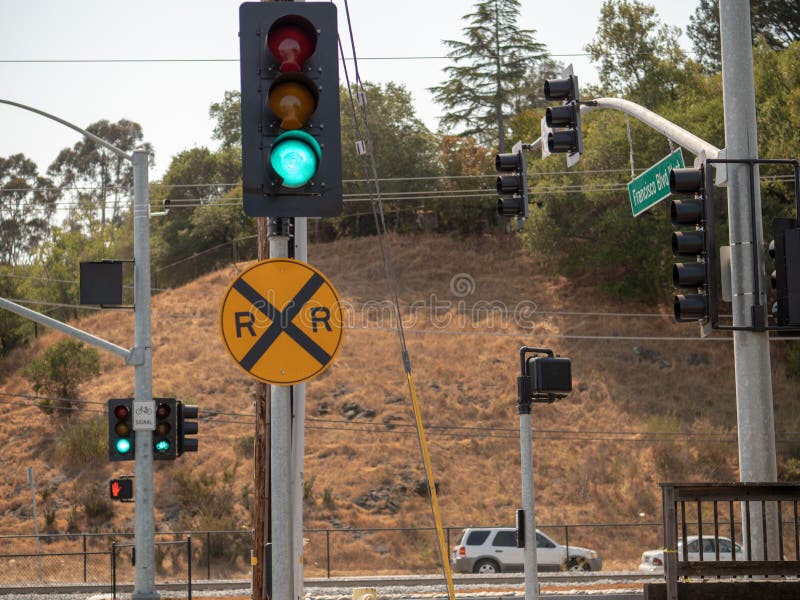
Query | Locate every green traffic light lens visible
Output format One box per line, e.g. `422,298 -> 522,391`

155,439 -> 170,453
270,130 -> 321,188
116,438 -> 132,454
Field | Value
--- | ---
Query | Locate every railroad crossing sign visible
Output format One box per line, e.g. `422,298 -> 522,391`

219,259 -> 344,385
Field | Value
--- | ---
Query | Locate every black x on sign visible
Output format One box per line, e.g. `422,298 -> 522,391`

219,259 -> 344,385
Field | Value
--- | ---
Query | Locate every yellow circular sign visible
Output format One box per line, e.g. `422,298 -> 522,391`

219,259 -> 344,385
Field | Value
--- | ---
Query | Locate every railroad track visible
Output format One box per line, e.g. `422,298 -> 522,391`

0,571 -> 663,597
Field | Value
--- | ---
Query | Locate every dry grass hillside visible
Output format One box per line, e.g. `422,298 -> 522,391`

1,232 -> 799,575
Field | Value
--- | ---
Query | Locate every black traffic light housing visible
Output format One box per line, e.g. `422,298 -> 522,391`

495,141 -> 529,218
769,218 -> 800,326
108,398 -> 135,462
153,398 -> 178,461
544,75 -> 583,156
518,347 -> 572,405
669,166 -> 717,324
178,402 -> 199,455
239,2 -> 342,217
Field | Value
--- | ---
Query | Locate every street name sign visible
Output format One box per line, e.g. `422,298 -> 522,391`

628,148 -> 685,217
219,259 -> 344,386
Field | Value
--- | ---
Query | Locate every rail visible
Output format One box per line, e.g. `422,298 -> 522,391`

655,482 -> 800,600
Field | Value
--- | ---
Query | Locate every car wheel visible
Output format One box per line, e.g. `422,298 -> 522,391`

567,557 -> 591,572
473,559 -> 500,574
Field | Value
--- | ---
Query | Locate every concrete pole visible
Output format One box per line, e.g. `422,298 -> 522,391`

718,0 -> 778,553
519,404 -> 539,600
132,149 -> 159,600
270,224 -> 293,600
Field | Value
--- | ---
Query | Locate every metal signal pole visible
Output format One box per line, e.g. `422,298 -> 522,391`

718,0 -> 777,554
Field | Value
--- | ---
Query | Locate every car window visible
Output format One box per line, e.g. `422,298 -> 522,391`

717,539 -> 732,553
686,539 -> 700,552
492,530 -> 517,547
702,539 -> 714,553
536,532 -> 556,548
465,530 -> 490,545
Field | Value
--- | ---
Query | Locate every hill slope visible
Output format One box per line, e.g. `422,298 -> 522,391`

0,232 -> 797,574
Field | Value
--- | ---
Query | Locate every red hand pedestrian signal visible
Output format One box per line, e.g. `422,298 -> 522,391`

109,478 -> 133,501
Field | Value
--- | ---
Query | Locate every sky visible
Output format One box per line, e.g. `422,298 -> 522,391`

0,0 -> 699,180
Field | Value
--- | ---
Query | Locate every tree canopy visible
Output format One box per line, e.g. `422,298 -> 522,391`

688,0 -> 800,73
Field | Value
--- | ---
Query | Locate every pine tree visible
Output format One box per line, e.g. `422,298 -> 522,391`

429,0 -> 547,151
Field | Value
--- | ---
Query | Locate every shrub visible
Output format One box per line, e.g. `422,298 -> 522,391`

22,339 -> 101,414
53,414 -> 106,470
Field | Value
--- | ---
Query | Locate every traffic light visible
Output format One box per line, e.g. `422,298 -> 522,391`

109,478 -> 133,502
544,75 -> 583,158
108,398 -> 134,462
769,218 -> 800,326
495,141 -> 529,218
518,353 -> 572,404
669,166 -> 716,323
153,398 -> 178,461
239,2 -> 342,217
178,402 -> 199,456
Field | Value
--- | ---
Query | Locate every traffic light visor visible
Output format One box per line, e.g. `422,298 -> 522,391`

544,77 -> 575,101
270,130 -> 322,188
675,293 -> 707,321
496,152 -> 521,172
545,104 -> 577,128
670,198 -> 703,226
669,168 -> 704,194
266,17 -> 318,73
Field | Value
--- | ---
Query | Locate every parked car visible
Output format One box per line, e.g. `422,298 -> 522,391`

451,527 -> 602,574
638,535 -> 743,572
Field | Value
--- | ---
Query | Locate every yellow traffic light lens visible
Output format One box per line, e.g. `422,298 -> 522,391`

270,131 -> 321,188
268,79 -> 316,130
115,422 -> 130,437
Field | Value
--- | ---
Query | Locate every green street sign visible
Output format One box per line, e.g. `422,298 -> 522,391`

628,148 -> 685,217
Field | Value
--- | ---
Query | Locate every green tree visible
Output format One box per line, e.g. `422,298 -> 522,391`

150,146 -> 244,284
337,81 -> 441,237
429,0 -> 547,151
585,0 -> 688,108
688,0 -> 800,73
23,339 -> 101,414
47,119 -> 153,233
0,154 -> 58,266
209,90 -> 242,150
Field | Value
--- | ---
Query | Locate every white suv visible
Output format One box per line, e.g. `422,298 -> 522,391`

451,527 -> 602,573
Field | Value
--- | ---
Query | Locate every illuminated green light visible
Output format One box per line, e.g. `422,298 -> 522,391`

270,130 -> 321,188
155,439 -> 170,453
115,438 -> 132,454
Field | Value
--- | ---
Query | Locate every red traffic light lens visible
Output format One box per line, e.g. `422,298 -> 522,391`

156,402 -> 171,419
267,18 -> 317,73
114,405 -> 129,420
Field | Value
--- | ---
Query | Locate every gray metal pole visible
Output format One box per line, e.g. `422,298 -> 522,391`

270,226 -> 293,600
718,0 -> 777,555
26,467 -> 43,582
292,217 -> 307,600
519,407 -> 539,600
132,149 -> 159,600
